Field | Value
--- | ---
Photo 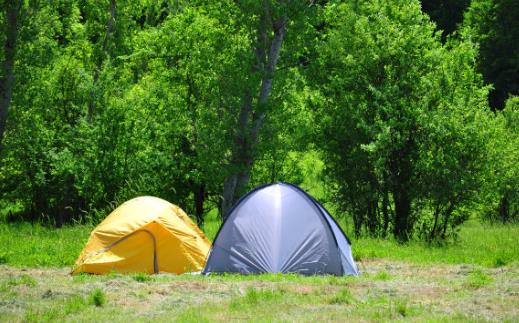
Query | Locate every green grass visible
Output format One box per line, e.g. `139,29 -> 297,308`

174,279 -> 424,321
63,295 -> 88,314
6,273 -> 37,287
0,222 -> 92,267
0,261 -> 517,321
201,208 -> 221,241
229,288 -> 286,309
354,220 -> 519,267
132,272 -> 154,283
373,270 -> 392,281
1,203 -> 518,321
326,288 -> 356,304
465,269 -> 494,289
1,217 -> 518,269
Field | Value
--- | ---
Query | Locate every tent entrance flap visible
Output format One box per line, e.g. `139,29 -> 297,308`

93,229 -> 159,274
85,229 -> 158,274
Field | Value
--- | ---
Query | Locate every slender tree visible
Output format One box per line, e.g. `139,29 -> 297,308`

219,0 -> 320,218
0,0 -> 22,153
87,0 -> 116,121
220,2 -> 287,218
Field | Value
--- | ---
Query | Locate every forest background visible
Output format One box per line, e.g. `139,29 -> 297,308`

0,0 -> 518,243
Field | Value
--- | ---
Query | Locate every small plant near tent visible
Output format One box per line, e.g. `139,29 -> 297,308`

493,256 -> 509,268
395,300 -> 410,318
245,288 -> 285,305
24,307 -> 61,322
89,288 -> 106,307
327,288 -> 356,305
63,295 -> 87,315
230,288 -> 285,310
7,274 -> 37,287
132,272 -> 153,283
0,253 -> 8,264
465,269 -> 494,289
374,270 -> 392,281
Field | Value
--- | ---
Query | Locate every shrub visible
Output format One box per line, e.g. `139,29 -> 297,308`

89,288 -> 106,307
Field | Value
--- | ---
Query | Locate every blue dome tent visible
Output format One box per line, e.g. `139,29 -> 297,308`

204,182 -> 359,275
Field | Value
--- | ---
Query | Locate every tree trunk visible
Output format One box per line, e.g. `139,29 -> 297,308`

389,138 -> 415,241
220,7 -> 287,219
440,202 -> 455,239
220,93 -> 253,217
392,188 -> 412,242
57,175 -> 74,228
88,0 -> 116,121
382,188 -> 390,238
498,193 -> 510,223
367,198 -> 378,236
194,182 -> 205,227
429,202 -> 441,242
353,208 -> 363,238
0,0 -> 22,153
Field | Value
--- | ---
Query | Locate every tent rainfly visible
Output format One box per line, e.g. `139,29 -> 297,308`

203,182 -> 359,275
73,196 -> 211,274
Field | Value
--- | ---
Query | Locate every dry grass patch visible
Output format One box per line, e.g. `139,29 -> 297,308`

0,260 -> 518,322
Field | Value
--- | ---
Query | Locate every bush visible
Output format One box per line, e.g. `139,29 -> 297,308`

312,0 -> 492,241
89,288 -> 106,307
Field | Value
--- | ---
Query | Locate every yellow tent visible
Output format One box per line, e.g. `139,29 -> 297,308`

73,196 -> 211,274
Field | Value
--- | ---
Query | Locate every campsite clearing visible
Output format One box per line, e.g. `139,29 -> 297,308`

0,221 -> 518,321
1,259 -> 518,322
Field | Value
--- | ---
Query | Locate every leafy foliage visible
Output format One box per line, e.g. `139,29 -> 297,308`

482,97 -> 519,222
311,0 -> 492,241
0,0 -> 517,243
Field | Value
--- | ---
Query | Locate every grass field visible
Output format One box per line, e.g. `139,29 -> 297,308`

0,218 -> 518,321
1,216 -> 517,269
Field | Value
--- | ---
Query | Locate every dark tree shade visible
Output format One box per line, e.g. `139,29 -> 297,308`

482,0 -> 519,110
420,0 -> 470,41
464,0 -> 519,110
